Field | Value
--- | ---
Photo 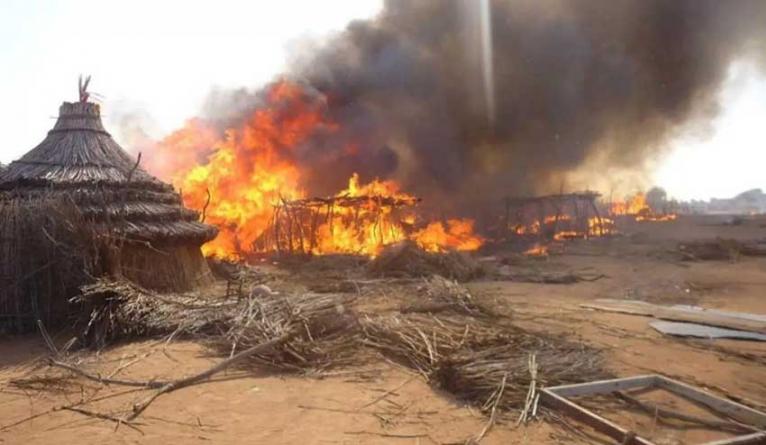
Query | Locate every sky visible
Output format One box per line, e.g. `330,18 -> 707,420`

1,0 -> 765,202
652,62 -> 766,201
0,0 -> 383,159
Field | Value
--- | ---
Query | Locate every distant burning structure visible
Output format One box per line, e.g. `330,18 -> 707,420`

610,192 -> 677,222
504,191 -> 615,255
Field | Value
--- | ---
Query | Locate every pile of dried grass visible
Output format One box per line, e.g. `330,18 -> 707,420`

361,312 -> 608,413
74,279 -> 359,371
678,238 -> 766,261
368,241 -> 484,281
400,275 -> 492,317
65,274 -> 606,416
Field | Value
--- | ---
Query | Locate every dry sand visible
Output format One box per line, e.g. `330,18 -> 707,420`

1,214 -> 765,444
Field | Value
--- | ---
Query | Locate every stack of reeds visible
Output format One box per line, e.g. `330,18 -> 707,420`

74,279 -> 360,371
361,312 -> 608,413
368,241 -> 484,281
70,274 -> 607,413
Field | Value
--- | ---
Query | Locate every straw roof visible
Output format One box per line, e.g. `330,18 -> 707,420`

0,101 -> 217,245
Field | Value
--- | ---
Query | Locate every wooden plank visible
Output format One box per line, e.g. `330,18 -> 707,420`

657,376 -> 766,428
701,432 -> 766,445
539,389 -> 656,445
581,299 -> 766,334
547,375 -> 658,398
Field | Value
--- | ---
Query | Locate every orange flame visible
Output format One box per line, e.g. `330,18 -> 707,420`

611,192 -> 677,222
145,80 -> 483,258
611,192 -> 648,215
413,219 -> 485,253
524,243 -> 549,256
310,173 -> 418,256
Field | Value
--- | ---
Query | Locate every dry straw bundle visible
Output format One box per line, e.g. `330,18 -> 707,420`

74,279 -> 360,371
361,312 -> 607,414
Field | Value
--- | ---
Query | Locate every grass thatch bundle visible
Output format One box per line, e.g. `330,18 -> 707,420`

400,275 -> 493,317
368,241 -> 484,281
678,238 -> 766,261
361,312 -> 608,413
435,339 -> 608,413
74,279 -> 360,371
61,271 -> 606,415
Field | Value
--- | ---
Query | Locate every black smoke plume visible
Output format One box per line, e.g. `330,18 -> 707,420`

284,0 -> 766,214
143,0 -> 766,223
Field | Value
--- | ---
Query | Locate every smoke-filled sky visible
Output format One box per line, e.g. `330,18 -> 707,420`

1,0 -> 765,202
0,0 -> 383,158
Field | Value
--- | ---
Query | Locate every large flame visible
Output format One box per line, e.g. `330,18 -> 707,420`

611,192 -> 677,222
413,219 -> 485,253
610,192 -> 649,216
144,80 -> 483,258
311,173 -> 418,256
167,81 -> 325,258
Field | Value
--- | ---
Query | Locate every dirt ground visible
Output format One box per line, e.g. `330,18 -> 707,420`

1,214 -> 765,444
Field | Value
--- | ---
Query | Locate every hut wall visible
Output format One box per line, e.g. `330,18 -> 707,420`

0,193 -> 214,332
0,195 -> 97,332
120,243 -> 213,292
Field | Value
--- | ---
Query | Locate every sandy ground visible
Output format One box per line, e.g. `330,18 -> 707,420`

1,214 -> 765,444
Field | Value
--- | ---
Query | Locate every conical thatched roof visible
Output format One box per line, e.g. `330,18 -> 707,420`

1,102 -> 167,187
0,101 -> 218,245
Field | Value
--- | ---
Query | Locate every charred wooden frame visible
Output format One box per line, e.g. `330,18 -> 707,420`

256,194 -> 421,254
503,191 -> 610,241
540,374 -> 766,445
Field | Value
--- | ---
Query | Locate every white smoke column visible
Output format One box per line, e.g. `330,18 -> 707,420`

479,0 -> 496,127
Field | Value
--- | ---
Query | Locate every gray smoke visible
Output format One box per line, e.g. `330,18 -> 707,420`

276,0 -> 766,218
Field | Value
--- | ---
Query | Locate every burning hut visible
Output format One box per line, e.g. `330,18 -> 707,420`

254,172 -> 483,257
504,191 -> 614,242
257,188 -> 420,256
0,88 -> 218,330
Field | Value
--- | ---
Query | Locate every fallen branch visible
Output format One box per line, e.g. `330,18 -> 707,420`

128,331 -> 296,420
358,376 -> 417,409
62,406 -> 144,434
0,387 -> 143,432
48,359 -> 169,389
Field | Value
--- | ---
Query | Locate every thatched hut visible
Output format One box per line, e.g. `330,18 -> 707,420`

0,96 -> 217,331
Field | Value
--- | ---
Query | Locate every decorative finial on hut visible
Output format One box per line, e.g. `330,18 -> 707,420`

78,75 -> 91,103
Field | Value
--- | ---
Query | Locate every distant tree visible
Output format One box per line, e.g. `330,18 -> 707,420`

646,187 -> 668,212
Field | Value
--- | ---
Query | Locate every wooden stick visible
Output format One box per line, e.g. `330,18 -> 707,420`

125,152 -> 142,184
200,188 -> 212,223
127,331 -> 296,420
37,319 -> 59,357
470,372 -> 507,444
358,376 -> 417,409
62,407 -> 144,434
49,359 -> 169,388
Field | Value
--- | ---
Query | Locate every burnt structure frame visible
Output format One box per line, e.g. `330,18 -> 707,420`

540,374 -> 766,445
503,191 -> 607,241
258,194 -> 420,254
